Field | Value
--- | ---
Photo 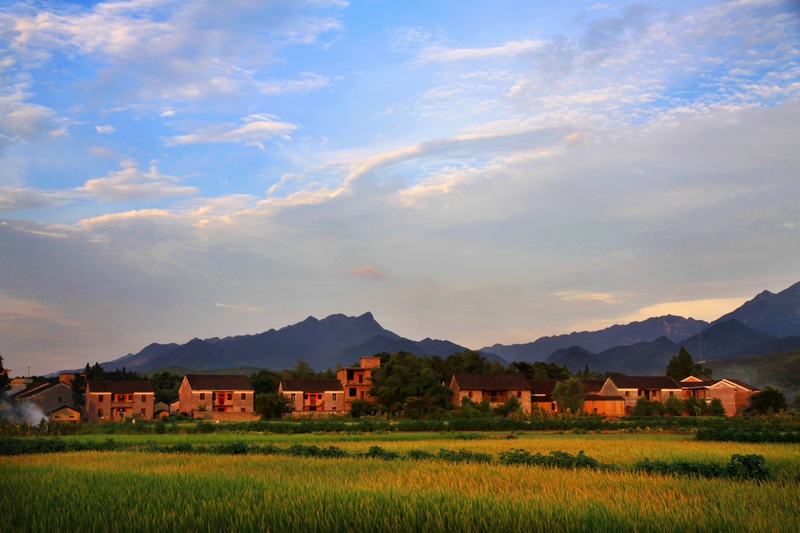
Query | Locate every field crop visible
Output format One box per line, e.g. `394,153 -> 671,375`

2,432 -> 798,532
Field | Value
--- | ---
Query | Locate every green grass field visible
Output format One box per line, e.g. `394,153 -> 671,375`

2,432 -> 799,532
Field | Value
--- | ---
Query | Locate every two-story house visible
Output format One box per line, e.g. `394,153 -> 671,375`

599,376 -> 681,414
336,356 -> 381,411
450,373 -> 533,413
178,374 -> 256,420
680,376 -> 758,415
85,381 -> 154,422
279,379 -> 345,415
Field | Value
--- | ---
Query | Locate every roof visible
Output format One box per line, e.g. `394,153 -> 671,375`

48,405 -> 80,415
280,379 -> 344,393
15,382 -> 70,399
720,378 -> 758,391
580,380 -> 605,393
528,380 -> 558,395
184,374 -> 253,391
451,373 -> 530,391
608,376 -> 680,390
681,380 -> 721,390
87,381 -> 154,394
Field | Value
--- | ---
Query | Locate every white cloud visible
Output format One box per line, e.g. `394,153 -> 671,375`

95,125 -> 115,134
0,187 -> 76,212
78,163 -> 198,202
256,73 -> 332,95
0,87 -> 57,149
418,39 -> 544,63
165,114 -> 298,148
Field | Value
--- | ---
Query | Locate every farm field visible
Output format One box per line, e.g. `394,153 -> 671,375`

2,432 -> 799,532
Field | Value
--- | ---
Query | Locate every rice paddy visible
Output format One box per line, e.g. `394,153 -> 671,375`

2,432 -> 799,532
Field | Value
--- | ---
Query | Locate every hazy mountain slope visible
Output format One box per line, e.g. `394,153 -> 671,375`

713,281 -> 800,338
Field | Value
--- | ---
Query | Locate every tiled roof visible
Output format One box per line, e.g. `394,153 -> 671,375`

184,375 -> 253,391
581,380 -> 605,393
528,380 -> 558,395
15,382 -> 66,399
87,381 -> 154,394
722,379 -> 758,391
280,379 -> 344,393
681,380 -> 721,390
452,373 -> 530,391
609,376 -> 680,390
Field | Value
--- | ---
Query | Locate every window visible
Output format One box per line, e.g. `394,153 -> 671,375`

332,393 -> 337,401
332,406 -> 337,411
227,393 -> 232,401
517,391 -> 522,398
625,391 -> 630,397
200,393 -> 205,400
318,394 -> 323,400
349,388 -> 356,397
291,394 -> 296,402
141,409 -> 146,416
241,407 -> 245,412
141,395 -> 146,402
97,409 -> 103,416
241,393 -> 246,400
358,374 -> 363,384
98,395 -> 104,402
128,395 -> 133,401
669,391 -> 674,397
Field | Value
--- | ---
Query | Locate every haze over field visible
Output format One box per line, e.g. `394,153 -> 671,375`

1,1 -> 798,376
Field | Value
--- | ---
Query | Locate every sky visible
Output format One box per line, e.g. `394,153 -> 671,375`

1,0 -> 799,376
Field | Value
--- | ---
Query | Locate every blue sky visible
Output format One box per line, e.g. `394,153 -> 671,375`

1,0 -> 799,375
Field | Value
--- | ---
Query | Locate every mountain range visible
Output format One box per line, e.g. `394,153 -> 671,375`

87,282 -> 800,381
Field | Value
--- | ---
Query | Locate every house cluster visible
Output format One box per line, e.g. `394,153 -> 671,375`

3,373 -> 259,423
450,373 -> 759,416
2,356 -> 759,422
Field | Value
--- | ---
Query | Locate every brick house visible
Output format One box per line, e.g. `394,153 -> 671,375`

450,373 -> 533,413
178,374 -> 256,419
49,405 -> 81,423
336,356 -> 381,411
600,376 -> 681,414
279,379 -> 345,415
529,379 -> 624,416
15,382 -> 74,416
680,376 -> 758,416
86,381 -> 154,422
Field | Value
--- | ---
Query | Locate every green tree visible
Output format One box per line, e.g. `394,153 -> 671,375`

553,377 -> 584,414
749,386 -> 787,414
249,369 -> 282,394
511,361 -> 571,380
666,346 -> 712,381
150,371 -> 183,404
349,399 -> 379,418
0,352 -> 10,401
255,392 -> 293,420
369,352 -> 452,414
494,395 -> 522,417
665,395 -> 684,416
71,373 -> 86,410
708,397 -> 726,416
288,360 -> 315,379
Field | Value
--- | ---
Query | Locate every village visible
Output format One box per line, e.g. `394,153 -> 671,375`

2,355 -> 760,424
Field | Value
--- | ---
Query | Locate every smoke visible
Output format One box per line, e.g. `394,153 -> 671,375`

13,402 -> 49,426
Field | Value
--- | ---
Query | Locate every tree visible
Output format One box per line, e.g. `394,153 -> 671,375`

666,346 -> 712,381
749,387 -> 787,414
71,373 -> 86,410
494,395 -> 522,417
0,352 -> 10,401
255,392 -> 293,420
150,371 -> 183,404
665,395 -> 684,416
511,361 -> 571,380
553,377 -> 584,414
349,399 -> 379,418
249,369 -> 282,395
369,352 -> 452,414
708,397 -> 726,416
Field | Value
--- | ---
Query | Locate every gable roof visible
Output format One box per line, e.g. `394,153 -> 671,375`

452,373 -> 530,391
184,374 -> 253,391
608,376 -> 680,390
87,381 -> 154,394
48,405 -> 80,416
716,378 -> 759,391
15,382 -> 71,400
528,380 -> 558,395
280,379 -> 344,393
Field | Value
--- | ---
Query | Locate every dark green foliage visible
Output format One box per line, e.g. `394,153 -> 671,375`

406,449 -> 436,460
71,373 -> 86,410
665,395 -> 684,416
493,395 -> 522,417
248,369 -> 282,394
362,446 -> 400,460
634,454 -> 772,481
553,377 -> 585,414
749,386 -> 788,413
510,361 -> 571,380
498,449 -> 603,470
255,392 -> 293,420
0,352 -> 10,401
431,350 -> 492,382
695,427 -> 800,443
370,351 -> 452,414
436,448 -> 492,464
349,399 -> 380,418
666,346 -> 712,381
149,371 -> 182,404
708,398 -> 726,416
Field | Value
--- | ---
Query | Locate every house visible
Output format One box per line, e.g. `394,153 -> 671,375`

86,381 -> 154,422
153,401 -> 170,419
599,376 -> 682,414
178,374 -> 257,420
450,373 -> 532,413
529,379 -> 624,416
279,379 -> 345,415
49,405 -> 81,423
336,356 -> 381,411
15,382 -> 74,417
680,376 -> 759,416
